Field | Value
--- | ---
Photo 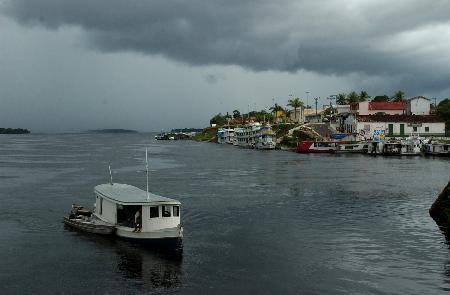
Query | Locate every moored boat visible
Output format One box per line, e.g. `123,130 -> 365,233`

424,142 -> 450,156
296,141 -> 337,153
336,142 -> 369,153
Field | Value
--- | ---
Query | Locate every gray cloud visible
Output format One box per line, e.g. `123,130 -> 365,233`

2,0 -> 450,94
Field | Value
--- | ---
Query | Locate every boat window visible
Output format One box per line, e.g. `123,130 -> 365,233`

162,205 -> 171,217
150,206 -> 159,218
173,206 -> 180,217
425,127 -> 429,132
99,197 -> 103,215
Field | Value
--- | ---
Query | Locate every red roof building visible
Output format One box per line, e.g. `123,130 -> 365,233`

351,101 -> 406,115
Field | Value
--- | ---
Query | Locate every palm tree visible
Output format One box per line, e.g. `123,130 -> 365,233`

392,90 -> 406,102
287,98 -> 304,122
359,90 -> 370,102
269,103 -> 284,123
336,93 -> 347,105
347,91 -> 360,104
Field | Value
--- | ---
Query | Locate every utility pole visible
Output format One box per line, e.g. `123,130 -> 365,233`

314,97 -> 319,115
306,91 -> 310,109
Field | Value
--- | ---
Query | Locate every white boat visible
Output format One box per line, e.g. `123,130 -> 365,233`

65,151 -> 183,248
217,127 -> 235,144
93,183 -> 183,246
255,125 -> 276,150
381,140 -> 422,156
336,142 -> 368,153
424,142 -> 450,156
399,138 -> 422,156
234,123 -> 276,149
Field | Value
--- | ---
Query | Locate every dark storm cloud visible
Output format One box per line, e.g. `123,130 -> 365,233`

3,0 -> 450,93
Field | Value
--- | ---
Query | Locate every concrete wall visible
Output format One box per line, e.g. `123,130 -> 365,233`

407,97 -> 430,115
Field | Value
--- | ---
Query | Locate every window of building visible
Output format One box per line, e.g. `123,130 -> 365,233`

173,206 -> 180,217
425,126 -> 430,132
150,206 -> 159,218
162,205 -> 171,217
413,127 -> 417,132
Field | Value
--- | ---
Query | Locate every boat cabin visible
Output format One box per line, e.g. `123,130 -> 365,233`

93,183 -> 181,233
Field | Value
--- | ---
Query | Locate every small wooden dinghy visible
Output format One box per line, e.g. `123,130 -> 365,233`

64,204 -> 116,235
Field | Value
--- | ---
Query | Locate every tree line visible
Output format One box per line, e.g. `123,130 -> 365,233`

335,90 -> 407,105
0,128 -> 30,134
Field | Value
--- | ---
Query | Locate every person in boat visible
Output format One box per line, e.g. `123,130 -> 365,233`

133,209 -> 142,232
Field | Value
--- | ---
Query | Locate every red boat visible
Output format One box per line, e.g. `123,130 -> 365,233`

296,141 -> 337,153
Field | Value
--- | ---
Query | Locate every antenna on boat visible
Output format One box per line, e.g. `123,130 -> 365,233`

108,164 -> 113,185
146,148 -> 149,201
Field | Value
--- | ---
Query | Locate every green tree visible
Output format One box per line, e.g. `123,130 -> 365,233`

392,90 -> 406,102
359,90 -> 370,102
336,93 -> 347,105
209,113 -> 227,126
437,98 -> 450,130
287,97 -> 304,122
347,91 -> 359,104
269,103 -> 284,122
372,95 -> 390,102
232,109 -> 241,119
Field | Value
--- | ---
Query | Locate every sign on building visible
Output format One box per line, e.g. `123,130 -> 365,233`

372,129 -> 385,142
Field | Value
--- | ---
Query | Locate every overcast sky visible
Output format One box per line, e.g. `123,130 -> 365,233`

1,0 -> 449,132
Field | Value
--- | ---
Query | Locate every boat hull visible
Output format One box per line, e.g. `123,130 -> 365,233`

115,225 -> 183,250
63,217 -> 116,235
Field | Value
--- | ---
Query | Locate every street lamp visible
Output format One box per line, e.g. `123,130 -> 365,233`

305,91 -> 310,109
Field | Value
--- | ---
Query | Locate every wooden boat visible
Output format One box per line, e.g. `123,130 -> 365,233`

296,141 -> 337,153
64,205 -> 116,235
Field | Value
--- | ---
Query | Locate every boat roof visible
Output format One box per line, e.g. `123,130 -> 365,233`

94,183 -> 180,205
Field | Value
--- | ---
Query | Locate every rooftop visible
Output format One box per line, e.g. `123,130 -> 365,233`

368,101 -> 406,110
95,183 -> 180,204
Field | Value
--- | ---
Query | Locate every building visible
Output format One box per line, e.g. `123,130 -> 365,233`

344,114 -> 445,137
288,107 -> 305,123
351,101 -> 406,115
304,108 -> 324,123
407,96 -> 431,115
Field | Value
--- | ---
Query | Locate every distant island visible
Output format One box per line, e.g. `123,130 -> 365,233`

88,129 -> 138,134
0,128 -> 30,134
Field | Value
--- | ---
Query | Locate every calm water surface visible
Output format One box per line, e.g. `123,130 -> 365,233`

1,133 -> 450,294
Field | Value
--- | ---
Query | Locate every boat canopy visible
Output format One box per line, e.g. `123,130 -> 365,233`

94,183 -> 180,205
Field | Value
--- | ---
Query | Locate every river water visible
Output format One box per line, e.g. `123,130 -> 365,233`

0,133 -> 449,294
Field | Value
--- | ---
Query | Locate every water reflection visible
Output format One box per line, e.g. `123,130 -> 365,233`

65,228 -> 182,291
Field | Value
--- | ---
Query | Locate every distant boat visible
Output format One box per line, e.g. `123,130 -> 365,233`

234,123 -> 276,149
296,141 -> 337,153
336,142 -> 369,153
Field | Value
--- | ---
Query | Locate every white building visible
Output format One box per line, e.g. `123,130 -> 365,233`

288,107 -> 305,123
344,114 -> 445,138
407,96 -> 431,115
